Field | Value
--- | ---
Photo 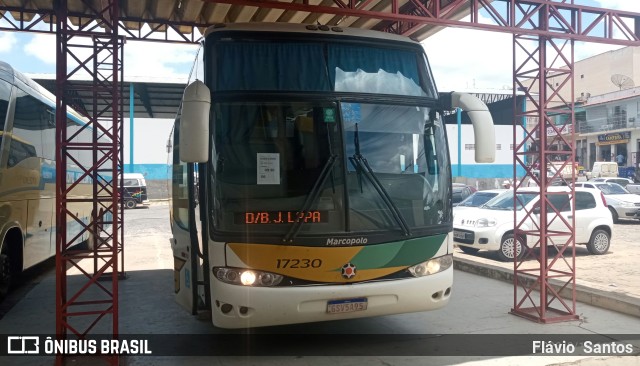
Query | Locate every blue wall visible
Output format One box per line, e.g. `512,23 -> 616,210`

453,164 -> 525,178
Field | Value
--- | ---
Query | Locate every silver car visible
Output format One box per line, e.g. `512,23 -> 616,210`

589,177 -> 634,188
575,182 -> 640,222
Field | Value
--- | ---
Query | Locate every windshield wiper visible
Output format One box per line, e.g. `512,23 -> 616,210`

348,123 -> 411,237
283,154 -> 337,243
349,154 -> 411,237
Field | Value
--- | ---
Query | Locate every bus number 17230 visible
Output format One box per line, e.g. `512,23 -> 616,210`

276,258 -> 322,269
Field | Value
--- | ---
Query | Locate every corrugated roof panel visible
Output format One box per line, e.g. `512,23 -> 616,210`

0,0 -> 477,41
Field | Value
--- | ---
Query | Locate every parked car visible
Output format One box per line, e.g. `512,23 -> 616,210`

453,187 -> 613,261
588,175 -> 640,195
627,184 -> 640,195
452,183 -> 476,204
453,189 -> 507,211
574,182 -> 640,222
589,177 -> 634,187
122,173 -> 150,209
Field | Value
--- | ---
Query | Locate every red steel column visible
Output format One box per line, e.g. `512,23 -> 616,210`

55,1 -> 122,365
511,18 -> 578,322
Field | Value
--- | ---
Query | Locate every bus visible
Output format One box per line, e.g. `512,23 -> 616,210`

0,61 -> 100,299
169,23 -> 495,328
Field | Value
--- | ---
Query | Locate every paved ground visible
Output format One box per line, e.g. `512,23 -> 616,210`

1,203 -> 639,366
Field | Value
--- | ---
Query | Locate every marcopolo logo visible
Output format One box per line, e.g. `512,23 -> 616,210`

326,237 -> 368,246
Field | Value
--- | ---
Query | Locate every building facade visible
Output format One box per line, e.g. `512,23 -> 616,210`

577,87 -> 640,172
529,46 -> 640,177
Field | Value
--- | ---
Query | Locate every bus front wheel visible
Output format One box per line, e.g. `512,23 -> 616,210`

125,200 -> 137,209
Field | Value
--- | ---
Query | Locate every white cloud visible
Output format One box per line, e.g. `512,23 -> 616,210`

594,0 -> 640,12
124,41 -> 198,79
422,3 -> 637,92
24,34 -> 56,64
422,22 -> 513,91
0,33 -> 17,53
22,33 -> 198,79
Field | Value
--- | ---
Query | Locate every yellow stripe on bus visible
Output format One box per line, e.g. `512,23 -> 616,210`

226,243 -> 408,283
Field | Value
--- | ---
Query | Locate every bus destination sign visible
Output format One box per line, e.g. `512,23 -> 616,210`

235,211 -> 328,224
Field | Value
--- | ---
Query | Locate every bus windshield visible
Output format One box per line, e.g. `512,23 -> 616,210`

211,101 -> 450,237
207,35 -> 449,241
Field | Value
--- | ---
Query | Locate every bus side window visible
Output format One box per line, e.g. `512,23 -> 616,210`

172,119 -> 190,230
8,139 -> 37,167
0,80 -> 10,128
12,90 -> 48,160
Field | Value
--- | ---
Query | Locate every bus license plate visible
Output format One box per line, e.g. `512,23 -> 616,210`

453,230 -> 466,239
327,298 -> 368,314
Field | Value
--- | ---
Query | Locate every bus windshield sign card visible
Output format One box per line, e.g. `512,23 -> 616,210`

257,153 -> 280,185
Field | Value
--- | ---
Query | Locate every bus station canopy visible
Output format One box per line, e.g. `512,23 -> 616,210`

3,0 -> 469,42
31,74 -> 187,119
5,0 -> 475,118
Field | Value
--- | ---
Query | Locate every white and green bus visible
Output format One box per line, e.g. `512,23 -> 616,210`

170,23 -> 495,328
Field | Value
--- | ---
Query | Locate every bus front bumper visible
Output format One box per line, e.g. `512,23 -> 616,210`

208,267 -> 453,329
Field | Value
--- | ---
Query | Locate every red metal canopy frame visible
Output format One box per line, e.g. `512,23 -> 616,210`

0,1 -> 639,365
54,1 -> 123,365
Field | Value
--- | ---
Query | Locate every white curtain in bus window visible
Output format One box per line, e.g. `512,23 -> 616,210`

328,45 -> 427,97
215,42 -> 330,91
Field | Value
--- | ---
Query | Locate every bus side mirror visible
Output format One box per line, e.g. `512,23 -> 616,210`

180,80 -> 211,163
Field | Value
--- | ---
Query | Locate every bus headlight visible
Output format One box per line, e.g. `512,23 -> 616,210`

214,267 -> 283,287
407,255 -> 453,277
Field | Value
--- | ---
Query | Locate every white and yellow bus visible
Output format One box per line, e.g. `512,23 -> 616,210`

170,23 -> 495,328
0,61 -> 99,299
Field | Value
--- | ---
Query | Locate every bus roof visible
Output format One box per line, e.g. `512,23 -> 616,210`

203,23 -> 421,46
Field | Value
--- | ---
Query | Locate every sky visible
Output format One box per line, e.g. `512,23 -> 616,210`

0,0 -> 637,91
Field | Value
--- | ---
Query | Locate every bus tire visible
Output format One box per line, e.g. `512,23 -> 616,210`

125,200 -> 137,209
0,252 -> 10,299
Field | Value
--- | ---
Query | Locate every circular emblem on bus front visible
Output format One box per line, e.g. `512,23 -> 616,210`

341,263 -> 357,279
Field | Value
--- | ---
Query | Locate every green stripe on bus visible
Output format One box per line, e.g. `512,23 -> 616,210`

349,234 -> 446,270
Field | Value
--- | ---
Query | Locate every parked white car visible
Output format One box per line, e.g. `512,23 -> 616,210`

453,187 -> 613,261
574,182 -> 640,222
